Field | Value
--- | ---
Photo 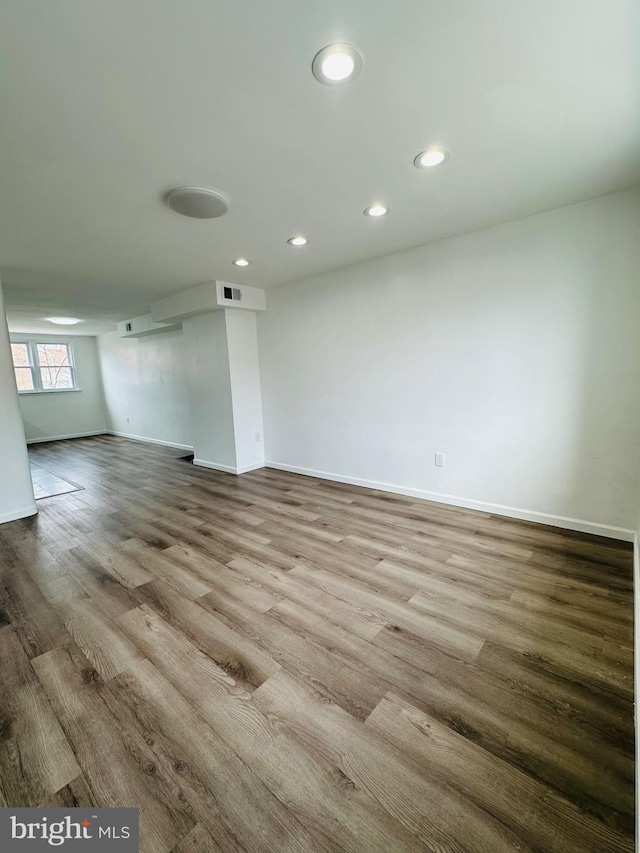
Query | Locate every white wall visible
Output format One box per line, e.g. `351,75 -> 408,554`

13,333 -> 107,443
258,188 -> 640,536
97,329 -> 192,449
226,310 -> 265,472
183,310 -> 265,473
183,312 -> 235,466
0,280 -> 36,523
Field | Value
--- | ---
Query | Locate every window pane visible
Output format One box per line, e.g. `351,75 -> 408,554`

40,367 -> 74,390
37,343 -> 70,367
11,343 -> 30,367
14,367 -> 34,391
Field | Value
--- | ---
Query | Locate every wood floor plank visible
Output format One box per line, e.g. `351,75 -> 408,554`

271,584 -> 633,826
253,669 -> 526,852
0,524 -> 68,597
0,435 -> 630,852
163,544 -> 282,611
475,639 -> 633,743
31,644 -> 194,853
115,604 -> 279,763
365,692 -> 633,853
0,626 -> 80,806
198,588 -> 387,721
50,593 -> 142,681
106,658 -> 327,853
290,564 -> 485,661
40,773 -> 97,808
251,732 -> 428,853
120,539 -> 213,600
0,561 -> 70,659
227,556 -> 387,641
509,586 -> 633,637
71,534 -> 155,588
342,533 -> 516,599
134,578 -> 281,690
409,589 -> 633,693
170,824 -> 223,853
60,545 -> 140,617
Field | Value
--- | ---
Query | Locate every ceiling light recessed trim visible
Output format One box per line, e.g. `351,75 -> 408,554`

46,317 -> 81,325
312,43 -> 363,86
287,236 -> 308,246
166,186 -> 230,219
364,204 -> 389,218
233,258 -> 250,267
414,148 -> 450,169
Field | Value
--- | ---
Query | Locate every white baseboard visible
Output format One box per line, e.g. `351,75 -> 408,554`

26,430 -> 107,445
0,503 -> 38,524
265,460 -> 635,542
193,458 -> 264,475
107,430 -> 193,452
237,462 -> 266,474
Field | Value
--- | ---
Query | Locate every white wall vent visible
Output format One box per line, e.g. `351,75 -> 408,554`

223,286 -> 242,302
152,282 -> 266,322
117,314 -> 181,338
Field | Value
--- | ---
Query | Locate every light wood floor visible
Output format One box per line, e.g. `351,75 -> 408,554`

0,436 -> 634,852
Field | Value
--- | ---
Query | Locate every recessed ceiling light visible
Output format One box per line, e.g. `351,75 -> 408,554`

166,186 -> 229,218
287,236 -> 308,246
312,43 -> 363,85
364,205 -> 389,217
47,317 -> 80,325
414,149 -> 450,169
233,258 -> 250,267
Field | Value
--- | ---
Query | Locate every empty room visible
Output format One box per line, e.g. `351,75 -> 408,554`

0,1 -> 638,851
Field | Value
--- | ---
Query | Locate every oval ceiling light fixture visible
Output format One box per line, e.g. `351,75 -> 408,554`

47,317 -> 81,325
166,186 -> 229,219
233,258 -> 250,267
364,204 -> 389,217
414,148 -> 450,169
287,236 -> 308,246
312,43 -> 363,85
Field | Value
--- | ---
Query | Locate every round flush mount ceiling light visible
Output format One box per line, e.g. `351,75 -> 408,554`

287,236 -> 308,246
166,186 -> 229,219
312,43 -> 363,85
364,204 -> 389,217
233,258 -> 250,267
47,317 -> 80,325
414,149 -> 450,169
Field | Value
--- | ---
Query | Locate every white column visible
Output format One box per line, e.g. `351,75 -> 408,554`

0,279 -> 36,523
225,309 -> 265,473
183,309 -> 264,474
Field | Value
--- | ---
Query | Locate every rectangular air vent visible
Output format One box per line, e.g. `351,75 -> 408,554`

223,286 -> 242,302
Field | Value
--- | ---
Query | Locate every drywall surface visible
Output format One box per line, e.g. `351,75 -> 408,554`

0,281 -> 36,523
258,189 -> 640,534
97,329 -> 192,449
225,309 -> 265,472
13,333 -> 107,442
183,312 -> 236,468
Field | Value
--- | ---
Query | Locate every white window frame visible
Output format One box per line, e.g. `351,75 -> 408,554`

11,339 -> 80,394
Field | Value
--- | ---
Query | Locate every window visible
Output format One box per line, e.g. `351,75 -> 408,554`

10,340 -> 79,393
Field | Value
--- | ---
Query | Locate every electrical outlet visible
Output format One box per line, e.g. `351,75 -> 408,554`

435,452 -> 445,467
254,432 -> 261,442
126,417 -> 130,424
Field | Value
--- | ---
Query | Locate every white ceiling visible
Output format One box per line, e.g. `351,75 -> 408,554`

1,0 -> 638,334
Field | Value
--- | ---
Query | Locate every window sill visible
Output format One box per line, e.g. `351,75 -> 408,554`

18,389 -> 82,396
